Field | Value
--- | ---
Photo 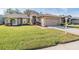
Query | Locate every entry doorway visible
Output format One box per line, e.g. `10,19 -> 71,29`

32,16 -> 37,25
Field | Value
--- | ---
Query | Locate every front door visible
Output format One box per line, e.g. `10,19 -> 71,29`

20,18 -> 22,25
32,16 -> 36,25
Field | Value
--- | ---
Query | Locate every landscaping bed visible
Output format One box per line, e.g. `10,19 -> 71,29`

0,25 -> 79,50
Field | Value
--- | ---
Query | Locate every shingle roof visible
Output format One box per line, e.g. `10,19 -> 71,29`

4,13 -> 60,19
39,14 -> 60,17
4,14 -> 29,18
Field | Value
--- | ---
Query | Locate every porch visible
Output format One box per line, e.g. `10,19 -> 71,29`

5,18 -> 29,26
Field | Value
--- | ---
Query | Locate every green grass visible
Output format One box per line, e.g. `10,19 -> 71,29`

68,25 -> 79,28
0,25 -> 79,50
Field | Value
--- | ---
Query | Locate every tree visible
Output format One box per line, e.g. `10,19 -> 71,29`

23,9 -> 39,24
67,15 -> 72,18
5,8 -> 15,14
5,8 -> 21,14
67,15 -> 72,24
15,8 -> 22,14
23,9 -> 39,16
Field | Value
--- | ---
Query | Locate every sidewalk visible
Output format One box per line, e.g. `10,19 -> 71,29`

40,41 -> 79,50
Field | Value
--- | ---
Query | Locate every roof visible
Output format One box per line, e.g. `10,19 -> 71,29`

4,14 -> 29,18
39,14 -> 60,18
4,13 -> 60,19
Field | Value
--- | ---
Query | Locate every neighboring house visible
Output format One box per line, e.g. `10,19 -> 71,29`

71,17 -> 79,24
0,15 -> 4,24
60,15 -> 72,25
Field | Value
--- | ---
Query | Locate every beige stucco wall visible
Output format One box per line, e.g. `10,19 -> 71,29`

36,18 -> 41,23
41,17 -> 61,26
41,18 -> 45,26
5,18 -> 10,24
5,18 -> 18,25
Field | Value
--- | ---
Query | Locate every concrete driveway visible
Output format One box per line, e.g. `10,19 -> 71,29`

40,26 -> 79,50
47,26 -> 79,35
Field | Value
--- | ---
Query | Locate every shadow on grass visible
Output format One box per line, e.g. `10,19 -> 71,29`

23,44 -> 57,50
4,24 -> 32,27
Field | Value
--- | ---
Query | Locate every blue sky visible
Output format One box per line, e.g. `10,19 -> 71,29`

0,8 -> 79,17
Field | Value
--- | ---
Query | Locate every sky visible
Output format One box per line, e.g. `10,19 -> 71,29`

0,8 -> 79,17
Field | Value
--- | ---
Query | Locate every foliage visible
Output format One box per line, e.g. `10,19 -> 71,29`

5,8 -> 22,14
23,9 -> 39,16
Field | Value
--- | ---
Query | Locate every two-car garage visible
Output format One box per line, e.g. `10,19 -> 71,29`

40,15 -> 61,27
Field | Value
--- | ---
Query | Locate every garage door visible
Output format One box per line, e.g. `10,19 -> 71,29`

45,19 -> 60,26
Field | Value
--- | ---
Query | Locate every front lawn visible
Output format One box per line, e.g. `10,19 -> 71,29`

0,25 -> 79,50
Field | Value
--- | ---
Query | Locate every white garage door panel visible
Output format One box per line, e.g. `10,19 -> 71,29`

45,19 -> 59,26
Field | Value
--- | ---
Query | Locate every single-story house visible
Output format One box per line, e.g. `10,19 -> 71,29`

3,13 -> 79,26
4,13 -> 61,26
60,15 -> 72,25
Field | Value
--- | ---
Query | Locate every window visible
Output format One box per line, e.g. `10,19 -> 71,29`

11,19 -> 16,24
